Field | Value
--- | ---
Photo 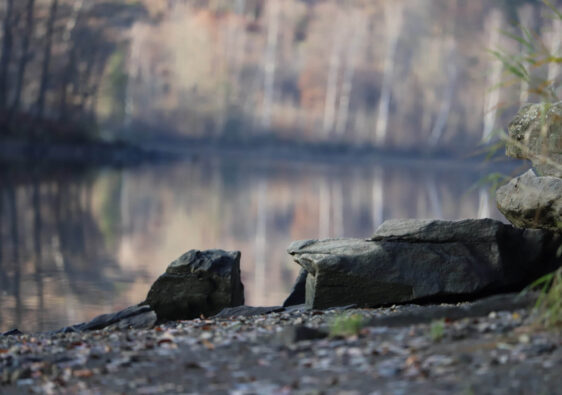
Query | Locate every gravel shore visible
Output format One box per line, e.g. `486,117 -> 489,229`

1,296 -> 560,395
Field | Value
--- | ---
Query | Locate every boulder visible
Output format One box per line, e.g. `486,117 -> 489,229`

506,102 -> 562,177
146,249 -> 244,321
496,169 -> 562,232
288,219 -> 561,309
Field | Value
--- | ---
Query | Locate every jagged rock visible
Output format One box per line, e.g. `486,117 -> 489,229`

213,305 -> 283,318
283,268 -> 307,307
496,169 -> 562,232
288,219 -> 561,310
146,249 -> 244,321
507,102 -> 562,177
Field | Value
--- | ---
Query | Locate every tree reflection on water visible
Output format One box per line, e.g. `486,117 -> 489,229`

0,158 -> 510,333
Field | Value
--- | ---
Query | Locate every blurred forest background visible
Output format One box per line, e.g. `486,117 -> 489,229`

0,0 -> 560,153
1,0 -> 561,332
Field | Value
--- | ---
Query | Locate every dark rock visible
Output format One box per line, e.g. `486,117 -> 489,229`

112,310 -> 157,330
81,304 -> 153,331
2,329 -> 23,336
50,304 -> 156,334
288,219 -> 561,309
283,268 -> 307,307
496,169 -> 562,232
277,325 -> 328,345
146,249 -> 245,321
367,293 -> 537,327
213,305 -> 284,318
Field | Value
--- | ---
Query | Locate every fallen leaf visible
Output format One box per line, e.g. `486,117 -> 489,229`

201,339 -> 215,350
73,369 -> 93,378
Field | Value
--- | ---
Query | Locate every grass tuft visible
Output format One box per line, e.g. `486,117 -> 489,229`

430,319 -> 445,342
329,313 -> 365,337
529,268 -> 562,328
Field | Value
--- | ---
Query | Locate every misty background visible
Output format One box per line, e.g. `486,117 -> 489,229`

0,0 -> 560,333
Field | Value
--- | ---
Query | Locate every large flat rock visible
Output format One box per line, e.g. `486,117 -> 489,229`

288,219 -> 561,309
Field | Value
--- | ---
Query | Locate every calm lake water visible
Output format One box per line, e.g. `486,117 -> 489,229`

0,155 -> 518,333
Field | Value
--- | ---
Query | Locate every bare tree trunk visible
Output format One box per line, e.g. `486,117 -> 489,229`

0,0 -> 15,110
335,13 -> 365,137
10,0 -> 35,118
429,38 -> 457,147
374,2 -> 404,146
261,0 -> 280,131
58,0 -> 85,120
322,16 -> 344,136
36,0 -> 59,120
482,9 -> 503,141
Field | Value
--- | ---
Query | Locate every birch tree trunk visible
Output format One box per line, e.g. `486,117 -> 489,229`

482,9 -> 503,141
335,12 -> 366,137
36,0 -> 59,120
429,37 -> 457,147
374,2 -> 404,146
0,0 -> 15,109
261,0 -> 280,131
322,16 -> 344,136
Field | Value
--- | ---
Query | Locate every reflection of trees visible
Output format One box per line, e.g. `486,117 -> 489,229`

0,169 -> 128,332
0,158 -> 510,331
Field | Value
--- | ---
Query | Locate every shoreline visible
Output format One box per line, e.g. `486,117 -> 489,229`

1,293 -> 560,394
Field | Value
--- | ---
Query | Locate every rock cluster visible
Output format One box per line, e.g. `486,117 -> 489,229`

7,103 -> 560,334
286,219 -> 560,309
497,102 -> 562,232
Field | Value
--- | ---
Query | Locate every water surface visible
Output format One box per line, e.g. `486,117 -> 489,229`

0,156 -> 514,332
